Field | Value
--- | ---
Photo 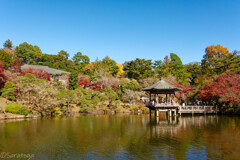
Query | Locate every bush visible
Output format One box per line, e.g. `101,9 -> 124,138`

5,102 -> 30,116
130,105 -> 140,112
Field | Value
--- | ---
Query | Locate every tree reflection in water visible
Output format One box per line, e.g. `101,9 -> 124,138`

0,114 -> 240,159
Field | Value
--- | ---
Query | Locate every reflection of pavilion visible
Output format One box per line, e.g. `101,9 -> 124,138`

149,116 -> 219,136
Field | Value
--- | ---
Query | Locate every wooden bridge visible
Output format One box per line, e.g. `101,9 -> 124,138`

147,103 -> 217,117
179,106 -> 217,115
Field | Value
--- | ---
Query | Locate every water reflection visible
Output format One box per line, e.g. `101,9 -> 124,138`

0,114 -> 240,159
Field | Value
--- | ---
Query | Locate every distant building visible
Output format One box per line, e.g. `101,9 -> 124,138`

21,64 -> 70,84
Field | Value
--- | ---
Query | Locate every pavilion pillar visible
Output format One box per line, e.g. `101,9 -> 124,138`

169,109 -> 172,117
156,94 -> 158,104
166,94 -> 167,103
150,92 -> 152,102
169,93 -> 171,104
155,109 -> 159,117
174,109 -> 177,116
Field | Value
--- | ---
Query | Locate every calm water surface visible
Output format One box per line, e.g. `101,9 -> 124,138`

0,114 -> 240,160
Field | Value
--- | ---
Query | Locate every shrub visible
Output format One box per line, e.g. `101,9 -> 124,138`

130,105 -> 140,112
5,102 -> 30,116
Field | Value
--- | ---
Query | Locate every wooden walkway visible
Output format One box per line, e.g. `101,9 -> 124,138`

146,103 -> 217,116
179,106 -> 217,115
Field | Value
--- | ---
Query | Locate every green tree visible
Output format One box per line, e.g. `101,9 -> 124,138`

15,42 -> 42,64
186,62 -> 201,85
3,39 -> 13,49
0,49 -> 12,69
123,58 -> 154,80
14,73 -> 61,114
72,52 -> 90,66
69,71 -> 79,90
169,53 -> 188,84
120,78 -> 141,92
202,44 -> 231,76
101,56 -> 119,76
57,50 -> 69,60
0,82 -> 16,102
153,60 -> 170,77
104,88 -> 119,108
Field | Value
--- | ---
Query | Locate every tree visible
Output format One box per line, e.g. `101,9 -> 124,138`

72,52 -> 90,69
202,44 -> 231,75
11,58 -> 22,73
57,50 -> 69,60
39,54 -> 57,68
0,61 -> 8,88
0,49 -> 12,69
3,39 -> 13,49
120,78 -> 141,92
165,76 -> 194,101
116,64 -> 124,77
69,71 -> 79,90
101,56 -> 119,76
21,68 -> 50,81
204,44 -> 230,60
104,88 -> 119,107
138,77 -> 159,88
14,74 -> 61,114
0,82 -> 16,101
186,62 -> 201,85
123,58 -> 154,80
199,73 -> 240,106
164,56 -> 170,67
211,52 -> 240,75
153,60 -> 170,77
169,53 -> 188,84
78,74 -> 91,88
15,42 -> 42,64
122,89 -> 141,106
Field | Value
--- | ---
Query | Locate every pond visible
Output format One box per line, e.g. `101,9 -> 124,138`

0,114 -> 240,159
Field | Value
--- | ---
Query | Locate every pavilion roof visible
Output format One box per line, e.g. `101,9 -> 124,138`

142,78 -> 182,92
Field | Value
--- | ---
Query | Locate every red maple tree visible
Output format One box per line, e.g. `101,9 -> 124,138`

0,61 -> 8,88
11,58 -> 22,73
78,74 -> 91,88
21,68 -> 51,81
165,76 -> 194,100
199,73 -> 240,105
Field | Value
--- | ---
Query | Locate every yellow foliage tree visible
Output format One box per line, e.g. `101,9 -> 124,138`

204,44 -> 230,60
116,64 -> 124,77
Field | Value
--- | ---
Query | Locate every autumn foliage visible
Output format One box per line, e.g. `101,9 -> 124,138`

165,76 -> 194,100
11,58 -> 22,73
199,74 -> 240,105
21,68 -> 51,81
78,74 -> 91,88
0,61 -> 8,88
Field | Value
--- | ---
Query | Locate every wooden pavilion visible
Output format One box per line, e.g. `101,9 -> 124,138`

142,77 -> 182,117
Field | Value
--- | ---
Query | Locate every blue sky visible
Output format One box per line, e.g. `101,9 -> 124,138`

0,0 -> 239,64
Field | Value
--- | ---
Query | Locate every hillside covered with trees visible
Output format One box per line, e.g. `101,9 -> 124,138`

0,39 -> 239,116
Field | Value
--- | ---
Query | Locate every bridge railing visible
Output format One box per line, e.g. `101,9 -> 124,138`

180,106 -> 216,111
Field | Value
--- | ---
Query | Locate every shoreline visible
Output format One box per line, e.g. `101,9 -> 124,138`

0,109 -> 148,120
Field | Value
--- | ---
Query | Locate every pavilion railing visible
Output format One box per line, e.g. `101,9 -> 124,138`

146,102 -> 180,107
